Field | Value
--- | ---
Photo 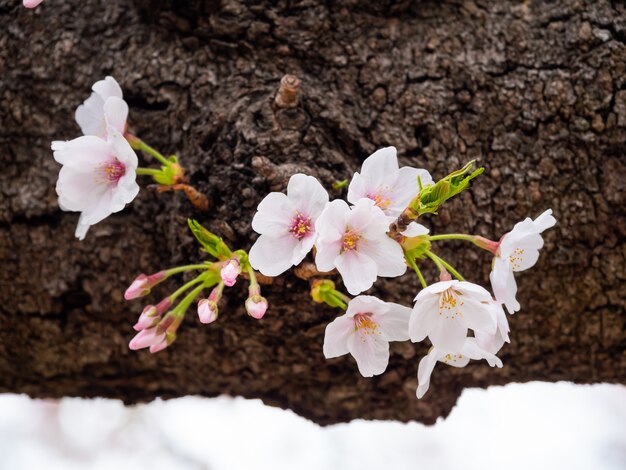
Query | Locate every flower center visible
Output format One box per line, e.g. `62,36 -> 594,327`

508,247 -> 525,270
97,159 -> 126,184
353,313 -> 381,336
439,288 -> 464,319
341,228 -> 362,252
288,212 -> 312,240
442,353 -> 464,364
367,189 -> 392,210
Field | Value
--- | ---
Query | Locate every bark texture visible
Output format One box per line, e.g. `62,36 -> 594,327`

0,0 -> 625,425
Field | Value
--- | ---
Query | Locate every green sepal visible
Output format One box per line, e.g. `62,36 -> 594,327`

188,219 -> 233,260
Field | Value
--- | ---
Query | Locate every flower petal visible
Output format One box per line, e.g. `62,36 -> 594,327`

408,294 -> 439,343
347,328 -> 390,377
416,349 -> 439,399
490,256 -> 520,313
378,302 -> 411,341
251,192 -> 293,235
401,222 -> 429,237
361,235 -> 407,278
286,174 -> 329,219
335,250 -> 378,295
459,296 -> 497,335
103,97 -> 129,135
248,234 -> 299,277
52,136 -> 111,171
346,295 -> 388,318
323,315 -> 354,358
360,147 -> 399,189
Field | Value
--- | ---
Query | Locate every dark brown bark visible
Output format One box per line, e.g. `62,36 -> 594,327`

0,0 -> 624,425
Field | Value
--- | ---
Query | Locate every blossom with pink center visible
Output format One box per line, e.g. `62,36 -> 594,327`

348,146 -> 432,218
490,209 -> 557,313
23,0 -> 45,7
198,299 -> 218,324
246,295 -> 268,319
314,198 -> 406,295
75,77 -> 128,139
409,280 -> 497,352
416,337 -> 503,399
220,259 -> 241,287
52,124 -> 139,240
249,174 -> 329,276
323,295 -> 411,377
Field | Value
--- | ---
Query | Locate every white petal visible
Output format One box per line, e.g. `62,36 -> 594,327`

378,303 -> 411,341
314,239 -> 342,272
490,257 -> 520,313
401,222 -> 429,237
460,338 -> 503,368
346,172 -> 368,206
459,296 -> 497,335
251,192 -> 293,235
79,185 -> 114,226
428,310 -> 468,352
286,174 -> 329,219
315,199 -> 350,241
108,125 -> 138,169
248,234 -> 299,276
408,294 -> 439,343
348,198 -> 388,239
360,147 -> 399,189
110,177 -> 140,213
335,250 -> 378,295
347,328 -> 390,377
75,93 -> 106,137
361,235 -> 407,278
386,166 -> 425,216
323,315 -> 355,358
290,233 -> 315,266
92,76 -> 123,100
414,280 -> 458,301
103,97 -> 129,135
75,218 -> 91,240
533,209 -> 557,232
416,349 -> 439,399
52,136 -> 111,171
56,166 -> 98,211
346,295 -> 388,318
455,281 -> 493,301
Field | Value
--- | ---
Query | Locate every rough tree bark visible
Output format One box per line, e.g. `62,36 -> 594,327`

0,0 -> 624,425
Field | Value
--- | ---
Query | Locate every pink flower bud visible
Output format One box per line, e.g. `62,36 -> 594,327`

133,305 -> 160,331
474,236 -> 500,255
124,272 -> 166,300
439,270 -> 453,282
198,299 -> 218,324
220,260 -> 241,287
129,327 -> 166,350
23,0 -> 45,8
246,295 -> 268,319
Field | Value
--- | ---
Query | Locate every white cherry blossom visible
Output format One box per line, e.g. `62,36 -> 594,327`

348,146 -> 432,220
323,295 -> 411,377
315,198 -> 407,295
52,125 -> 139,240
416,337 -> 503,399
75,76 -> 128,139
490,209 -> 557,313
249,174 -> 329,276
409,280 -> 497,352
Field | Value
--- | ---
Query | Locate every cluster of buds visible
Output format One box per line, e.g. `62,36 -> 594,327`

125,219 -> 268,353
248,147 -> 556,398
51,77 -> 205,240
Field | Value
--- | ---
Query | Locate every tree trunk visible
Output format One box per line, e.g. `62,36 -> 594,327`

0,0 -> 624,425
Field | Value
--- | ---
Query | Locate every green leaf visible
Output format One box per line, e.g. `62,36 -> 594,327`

188,219 -> 233,260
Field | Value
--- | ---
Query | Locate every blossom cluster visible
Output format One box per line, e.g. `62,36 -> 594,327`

51,77 -> 203,240
248,148 -> 556,398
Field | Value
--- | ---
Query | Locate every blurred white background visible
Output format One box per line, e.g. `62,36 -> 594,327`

0,382 -> 624,470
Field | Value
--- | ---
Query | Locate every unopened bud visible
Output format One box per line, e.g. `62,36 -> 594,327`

220,259 -> 241,287
198,299 -> 218,324
246,295 -> 268,319
124,272 -> 167,300
133,305 -> 161,331
129,327 -> 166,351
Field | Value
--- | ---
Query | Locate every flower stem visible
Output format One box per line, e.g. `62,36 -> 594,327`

164,264 -> 212,276
428,233 -> 476,243
406,256 -> 427,289
172,284 -> 205,317
135,139 -> 171,167
169,276 -> 205,303
136,167 -> 163,176
426,251 -> 465,281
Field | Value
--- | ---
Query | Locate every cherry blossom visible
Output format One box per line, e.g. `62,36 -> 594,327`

409,280 -> 497,352
198,299 -> 218,324
128,326 -> 166,352
75,76 -> 128,139
23,0 -> 44,8
315,198 -> 406,295
246,295 -> 268,319
52,125 -> 139,240
490,209 -> 557,313
416,337 -> 503,399
323,295 -> 411,377
249,174 -> 329,276
133,298 -> 171,331
348,146 -> 432,220
124,272 -> 166,300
